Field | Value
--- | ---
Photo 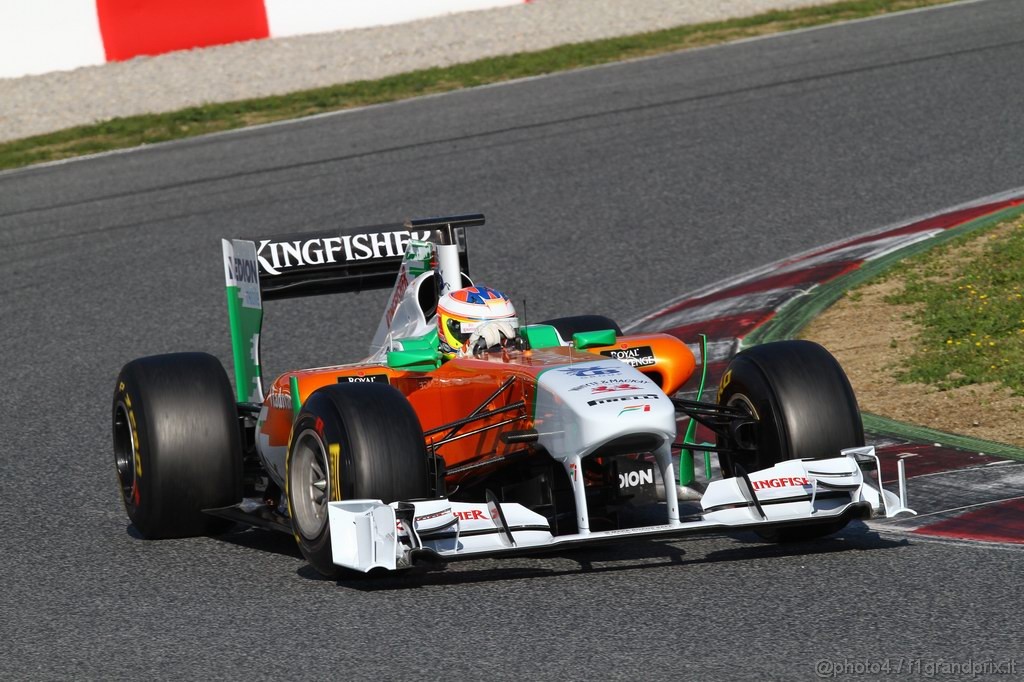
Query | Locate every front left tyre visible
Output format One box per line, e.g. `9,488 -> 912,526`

113,352 -> 242,539
715,340 -> 864,542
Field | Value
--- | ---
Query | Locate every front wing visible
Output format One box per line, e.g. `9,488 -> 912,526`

327,446 -> 914,572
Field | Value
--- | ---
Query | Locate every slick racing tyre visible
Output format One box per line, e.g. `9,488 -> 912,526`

538,315 -> 622,340
715,340 -> 864,542
286,383 -> 432,578
113,353 -> 242,539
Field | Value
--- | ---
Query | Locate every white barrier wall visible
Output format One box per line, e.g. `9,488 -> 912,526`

264,0 -> 522,36
0,2 -> 106,78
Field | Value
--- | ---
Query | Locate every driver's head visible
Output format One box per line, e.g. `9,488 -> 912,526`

437,285 -> 518,360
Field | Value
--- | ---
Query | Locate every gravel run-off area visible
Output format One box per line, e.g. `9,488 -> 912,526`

0,0 -> 836,142
803,217 -> 1024,447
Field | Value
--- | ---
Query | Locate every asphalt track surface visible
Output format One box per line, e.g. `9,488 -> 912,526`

2,1 -> 1024,678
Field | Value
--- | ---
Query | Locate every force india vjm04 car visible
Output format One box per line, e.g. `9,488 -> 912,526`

113,214 -> 914,577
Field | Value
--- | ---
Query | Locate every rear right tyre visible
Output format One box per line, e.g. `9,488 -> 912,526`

112,352 -> 242,539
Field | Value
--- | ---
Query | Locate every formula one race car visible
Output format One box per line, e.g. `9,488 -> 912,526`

112,214 -> 914,577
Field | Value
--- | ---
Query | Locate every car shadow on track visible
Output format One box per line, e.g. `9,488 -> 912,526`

215,526 -> 304,558
321,522 -> 909,591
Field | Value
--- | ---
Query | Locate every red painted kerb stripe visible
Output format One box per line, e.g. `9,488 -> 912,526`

914,497 -> 1024,545
97,0 -> 270,62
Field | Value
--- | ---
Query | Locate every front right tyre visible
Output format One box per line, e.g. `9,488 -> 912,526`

286,382 -> 432,578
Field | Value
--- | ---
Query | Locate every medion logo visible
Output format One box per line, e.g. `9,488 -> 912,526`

257,230 -> 432,275
226,256 -> 260,285
619,468 -> 654,489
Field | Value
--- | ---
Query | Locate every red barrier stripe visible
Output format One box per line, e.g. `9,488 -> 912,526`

97,0 -> 269,62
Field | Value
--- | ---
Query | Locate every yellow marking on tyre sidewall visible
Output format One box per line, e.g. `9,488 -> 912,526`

329,443 -> 341,502
284,442 -> 300,543
122,391 -> 143,479
717,369 -> 732,402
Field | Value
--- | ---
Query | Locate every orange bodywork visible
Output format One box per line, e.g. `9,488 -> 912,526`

258,333 -> 696,482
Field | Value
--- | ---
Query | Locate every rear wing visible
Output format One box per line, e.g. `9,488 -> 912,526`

222,214 -> 483,402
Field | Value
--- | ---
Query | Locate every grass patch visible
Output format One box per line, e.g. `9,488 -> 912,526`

884,215 -> 1024,394
0,0 -> 956,171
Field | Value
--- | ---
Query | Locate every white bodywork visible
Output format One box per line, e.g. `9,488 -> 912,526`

367,239 -> 470,356
534,360 -> 675,459
327,446 -> 915,572
533,359 -> 678,532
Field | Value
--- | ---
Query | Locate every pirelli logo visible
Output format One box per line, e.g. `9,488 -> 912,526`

587,394 -> 660,406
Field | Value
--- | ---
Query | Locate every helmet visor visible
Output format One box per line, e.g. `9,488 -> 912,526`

445,317 -> 472,345
444,316 -> 515,345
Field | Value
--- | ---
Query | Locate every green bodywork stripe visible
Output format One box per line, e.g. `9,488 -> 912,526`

225,285 -> 263,403
679,334 -> 710,486
572,329 -> 617,349
290,375 -> 301,418
521,324 -> 561,350
222,238 -> 264,403
386,348 -> 440,371
385,330 -> 441,371
397,328 -> 439,351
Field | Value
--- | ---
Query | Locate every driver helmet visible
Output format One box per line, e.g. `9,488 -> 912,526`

437,285 -> 518,359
